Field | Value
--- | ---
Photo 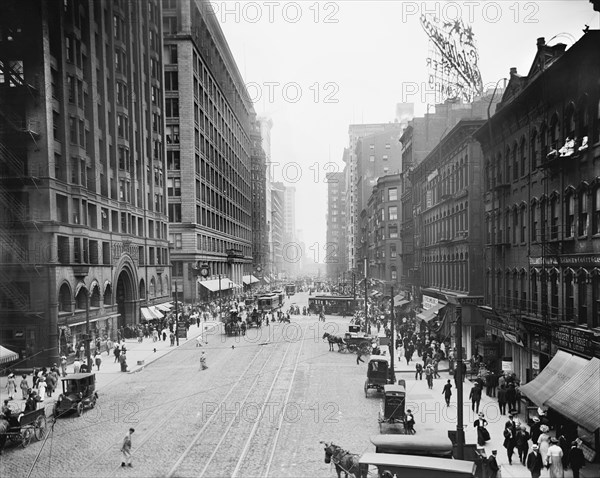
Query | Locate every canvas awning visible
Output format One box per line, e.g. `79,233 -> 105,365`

545,357 -> 600,432
519,350 -> 589,407
0,345 -> 19,364
140,308 -> 155,321
416,303 -> 445,322
155,302 -> 173,312
197,277 -> 235,292
243,275 -> 259,285
262,277 -> 270,284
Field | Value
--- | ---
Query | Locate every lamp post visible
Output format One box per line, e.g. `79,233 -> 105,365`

389,285 -> 396,384
174,280 -> 179,346
85,289 -> 91,373
364,258 -> 369,334
451,300 -> 465,459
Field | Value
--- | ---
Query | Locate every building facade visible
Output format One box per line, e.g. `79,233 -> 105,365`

411,120 -> 487,359
0,0 -> 169,366
474,33 -> 600,383
326,170 -> 347,281
250,114 -> 268,280
271,183 -> 284,280
162,0 -> 254,302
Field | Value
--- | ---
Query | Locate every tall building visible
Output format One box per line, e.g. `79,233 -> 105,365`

474,34 -> 600,386
258,116 -> 273,278
271,183 -> 284,280
282,184 -> 297,277
345,122 -> 402,274
355,126 -> 403,268
326,169 -> 347,280
250,114 -> 268,279
162,0 -> 254,302
0,0 -> 169,366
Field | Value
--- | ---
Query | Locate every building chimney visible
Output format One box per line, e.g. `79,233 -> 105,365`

510,67 -> 518,76
537,37 -> 545,47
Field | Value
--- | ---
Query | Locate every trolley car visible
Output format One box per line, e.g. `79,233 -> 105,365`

256,292 -> 285,312
308,295 -> 362,315
285,283 -> 296,296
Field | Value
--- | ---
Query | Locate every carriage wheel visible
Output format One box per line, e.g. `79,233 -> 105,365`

76,402 -> 84,417
21,427 -> 33,447
34,415 -> 47,440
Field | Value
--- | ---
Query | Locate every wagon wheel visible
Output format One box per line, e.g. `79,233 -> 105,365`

34,415 -> 47,440
76,402 -> 84,417
21,427 -> 33,447
90,395 -> 97,409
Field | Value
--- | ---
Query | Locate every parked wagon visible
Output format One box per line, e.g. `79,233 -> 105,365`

378,382 -> 406,433
344,332 -> 375,355
365,356 -> 393,397
0,407 -> 47,450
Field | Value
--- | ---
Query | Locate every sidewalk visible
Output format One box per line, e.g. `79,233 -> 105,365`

0,321 -> 220,412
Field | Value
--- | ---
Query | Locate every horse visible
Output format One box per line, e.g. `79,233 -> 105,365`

322,333 -> 345,352
322,441 -> 362,478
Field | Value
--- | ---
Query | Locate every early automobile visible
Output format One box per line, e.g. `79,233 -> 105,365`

54,373 -> 98,418
364,356 -> 393,397
378,382 -> 406,432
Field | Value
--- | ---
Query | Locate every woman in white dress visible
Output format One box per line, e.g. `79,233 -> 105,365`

546,437 -> 564,478
537,424 -> 551,463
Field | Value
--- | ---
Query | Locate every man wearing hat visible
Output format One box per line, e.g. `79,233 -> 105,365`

487,450 -> 500,478
530,416 -> 542,444
527,444 -> 544,478
568,439 -> 585,478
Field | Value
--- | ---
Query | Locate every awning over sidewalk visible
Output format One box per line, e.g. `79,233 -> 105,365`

0,345 -> 19,364
197,278 -> 236,292
140,308 -> 154,320
416,303 -> 445,322
141,307 -> 164,320
243,275 -> 259,285
262,277 -> 270,284
519,350 -> 589,407
545,357 -> 600,432
155,302 -> 173,312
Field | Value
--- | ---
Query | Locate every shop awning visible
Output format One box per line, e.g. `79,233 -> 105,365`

155,302 -> 173,312
519,350 -> 589,407
262,277 -> 270,284
416,303 -> 445,322
0,345 -> 19,364
243,275 -> 259,285
545,357 -> 600,432
149,306 -> 164,318
198,277 -> 235,292
140,308 -> 154,321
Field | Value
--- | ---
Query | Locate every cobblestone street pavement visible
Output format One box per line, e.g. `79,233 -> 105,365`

1,293 -> 597,477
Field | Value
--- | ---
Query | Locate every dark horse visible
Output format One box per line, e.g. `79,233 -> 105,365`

322,333 -> 345,352
322,441 -> 362,478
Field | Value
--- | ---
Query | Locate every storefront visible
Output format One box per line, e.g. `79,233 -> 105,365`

59,313 -> 120,356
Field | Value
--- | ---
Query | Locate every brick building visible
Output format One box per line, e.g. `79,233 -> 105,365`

326,169 -> 347,281
0,0 -> 169,366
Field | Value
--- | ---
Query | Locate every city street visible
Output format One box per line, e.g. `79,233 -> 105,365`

1,291 -> 596,477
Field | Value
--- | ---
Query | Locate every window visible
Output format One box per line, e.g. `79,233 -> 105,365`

163,16 -> 178,34
167,178 -> 181,196
391,266 -> 397,281
167,150 -> 180,170
388,188 -> 397,201
577,272 -> 587,324
165,71 -> 178,90
530,129 -> 538,171
168,203 -> 181,222
170,233 -> 182,249
165,98 -> 179,117
520,207 -> 526,243
385,143 -> 391,149
593,187 -> 600,235
166,124 -> 179,144
578,191 -> 588,236
390,243 -> 397,258
164,44 -> 177,64
57,236 -> 70,264
565,272 -> 574,321
369,155 -> 375,162
550,196 -> 559,239
531,203 -> 538,242
383,155 -> 389,161
388,225 -> 398,238
565,193 -> 575,238
388,206 -> 398,220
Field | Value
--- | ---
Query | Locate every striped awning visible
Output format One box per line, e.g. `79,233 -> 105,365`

155,302 -> 173,312
545,357 -> 600,432
198,278 -> 235,292
416,303 -> 445,322
243,275 -> 259,285
0,345 -> 19,364
520,350 -> 589,407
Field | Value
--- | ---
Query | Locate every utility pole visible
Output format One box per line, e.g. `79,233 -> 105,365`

353,272 -> 356,300
364,258 -> 369,334
85,290 -> 91,373
175,281 -> 179,346
455,303 -> 465,459
389,286 -> 396,384
219,274 -> 222,323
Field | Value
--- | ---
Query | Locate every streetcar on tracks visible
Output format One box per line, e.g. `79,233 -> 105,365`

308,295 -> 362,315
285,283 -> 296,296
256,291 -> 285,312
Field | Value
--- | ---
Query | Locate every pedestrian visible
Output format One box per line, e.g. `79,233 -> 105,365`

415,362 -> 423,380
469,383 -> 482,413
24,391 -> 40,412
73,358 -> 81,374
442,379 -> 452,406
527,444 -> 544,478
546,437 -> 564,478
506,383 -> 517,412
568,440 -> 585,478
36,376 -> 46,402
114,344 -> 121,363
196,334 -> 203,347
19,375 -> 29,400
433,359 -> 440,379
169,332 -> 175,346
530,416 -> 542,444
487,450 -> 500,478
497,385 -> 507,415
106,338 -> 113,355
119,352 -> 128,372
425,365 -> 434,389
538,425 -> 550,463
162,330 -> 167,342
474,412 -> 489,446
356,350 -> 365,365
199,351 -> 208,370
503,421 -> 516,465
94,351 -> 102,371
516,424 -> 531,465
45,369 -> 57,397
405,409 -> 415,434
120,428 -> 135,467
5,373 -> 17,400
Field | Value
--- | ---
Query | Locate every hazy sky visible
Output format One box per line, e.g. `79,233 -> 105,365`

216,1 -> 599,257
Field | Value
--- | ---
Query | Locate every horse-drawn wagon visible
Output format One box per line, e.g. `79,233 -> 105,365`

0,407 -> 47,451
344,332 -> 374,355
364,356 -> 393,397
378,382 -> 406,433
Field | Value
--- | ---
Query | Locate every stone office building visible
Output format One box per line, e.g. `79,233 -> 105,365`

0,0 -> 170,366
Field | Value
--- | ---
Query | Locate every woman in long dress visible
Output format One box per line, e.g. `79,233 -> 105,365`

546,438 -> 565,478
538,425 -> 551,463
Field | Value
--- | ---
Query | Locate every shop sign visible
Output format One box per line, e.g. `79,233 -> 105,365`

531,352 -> 540,370
502,331 -> 524,347
457,296 -> 485,306
423,295 -> 438,310
501,358 -> 513,373
176,321 -> 187,339
552,325 -> 595,357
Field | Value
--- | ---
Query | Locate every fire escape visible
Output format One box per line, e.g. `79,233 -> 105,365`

0,28 -> 42,315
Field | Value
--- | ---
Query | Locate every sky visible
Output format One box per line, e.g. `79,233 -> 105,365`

216,0 -> 600,255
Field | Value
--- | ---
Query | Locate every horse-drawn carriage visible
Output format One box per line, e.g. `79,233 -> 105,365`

364,357 -> 394,397
378,382 -> 406,433
344,332 -> 375,355
246,309 -> 262,328
0,407 -> 47,451
224,310 -> 242,336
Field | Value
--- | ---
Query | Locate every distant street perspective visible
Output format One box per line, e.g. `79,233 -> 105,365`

2,1 -> 600,478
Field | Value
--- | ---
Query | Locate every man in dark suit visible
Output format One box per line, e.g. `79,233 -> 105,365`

526,444 -> 544,478
569,440 -> 586,478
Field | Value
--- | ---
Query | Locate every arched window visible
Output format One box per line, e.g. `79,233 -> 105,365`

592,270 -> 600,328
577,95 -> 589,142
530,128 -> 538,171
540,122 -> 548,159
550,193 -> 560,239
564,187 -> 576,238
565,102 -> 576,140
58,283 -> 72,312
512,142 -> 518,181
139,279 -> 146,299
506,146 -> 512,183
520,137 -> 527,176
104,283 -> 113,305
530,270 -> 538,314
564,269 -> 575,321
549,113 -> 560,150
593,183 -> 600,235
576,269 -> 588,325
530,199 -> 539,242
549,269 -> 559,318
90,284 -> 100,307
149,277 -> 156,296
75,287 -> 88,310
